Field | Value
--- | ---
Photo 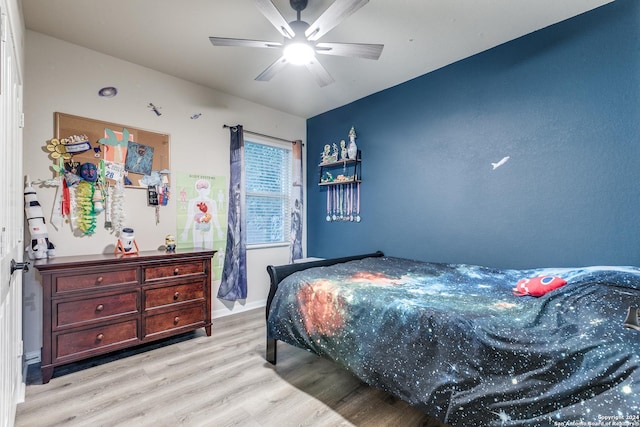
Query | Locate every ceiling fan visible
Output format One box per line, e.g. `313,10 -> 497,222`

209,0 -> 384,87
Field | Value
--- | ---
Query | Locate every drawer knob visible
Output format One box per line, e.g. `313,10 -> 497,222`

173,268 -> 180,275
96,276 -> 104,283
96,304 -> 104,312
173,292 -> 180,300
174,316 -> 180,325
96,333 -> 104,341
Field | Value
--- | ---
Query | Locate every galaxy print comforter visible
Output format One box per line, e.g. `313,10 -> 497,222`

267,256 -> 640,427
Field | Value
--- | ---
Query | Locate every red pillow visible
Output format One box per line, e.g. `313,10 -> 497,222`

512,276 -> 567,297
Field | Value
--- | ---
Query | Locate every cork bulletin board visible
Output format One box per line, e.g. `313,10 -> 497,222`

54,112 -> 170,187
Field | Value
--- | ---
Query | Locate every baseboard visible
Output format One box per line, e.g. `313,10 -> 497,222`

212,299 -> 266,319
24,351 -> 41,365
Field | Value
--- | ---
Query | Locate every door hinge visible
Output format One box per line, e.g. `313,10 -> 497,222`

1,9 -> 6,44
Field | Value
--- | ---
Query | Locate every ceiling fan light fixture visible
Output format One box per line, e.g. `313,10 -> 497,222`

209,0 -> 382,85
284,42 -> 315,65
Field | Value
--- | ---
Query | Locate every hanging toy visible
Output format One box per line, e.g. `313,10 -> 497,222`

24,183 -> 55,259
92,185 -> 105,213
45,135 -> 92,161
46,138 -> 71,160
50,176 -> 64,230
76,180 -> 97,235
104,183 -> 113,230
79,162 -> 98,182
67,183 -> 78,230
51,158 -> 72,230
111,179 -> 126,235
61,177 -> 71,217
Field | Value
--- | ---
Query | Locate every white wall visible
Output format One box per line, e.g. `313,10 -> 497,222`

22,30 -> 306,361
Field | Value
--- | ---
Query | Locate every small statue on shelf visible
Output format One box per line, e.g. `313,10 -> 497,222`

340,140 -> 348,161
321,144 -> 330,164
321,171 -> 334,183
321,144 -> 338,163
347,126 -> 358,159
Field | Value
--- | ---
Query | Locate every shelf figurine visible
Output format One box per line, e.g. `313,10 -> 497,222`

347,126 -> 358,159
321,144 -> 332,164
165,234 -> 176,252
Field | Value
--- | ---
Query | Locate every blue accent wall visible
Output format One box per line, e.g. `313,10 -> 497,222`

306,0 -> 640,268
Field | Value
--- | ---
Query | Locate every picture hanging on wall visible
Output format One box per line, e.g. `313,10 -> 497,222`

124,142 -> 154,175
176,172 -> 228,280
102,128 -> 130,164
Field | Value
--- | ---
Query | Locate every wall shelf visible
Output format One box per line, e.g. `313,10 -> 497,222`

319,179 -> 361,187
318,150 -> 361,186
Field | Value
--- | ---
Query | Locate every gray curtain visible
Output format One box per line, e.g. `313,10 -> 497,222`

218,125 -> 247,301
290,140 -> 303,262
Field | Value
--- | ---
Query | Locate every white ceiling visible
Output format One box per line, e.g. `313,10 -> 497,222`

21,0 -> 613,118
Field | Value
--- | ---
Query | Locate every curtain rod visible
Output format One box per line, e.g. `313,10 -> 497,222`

223,124 -> 302,146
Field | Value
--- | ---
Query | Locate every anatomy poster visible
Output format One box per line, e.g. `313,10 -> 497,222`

176,172 -> 227,280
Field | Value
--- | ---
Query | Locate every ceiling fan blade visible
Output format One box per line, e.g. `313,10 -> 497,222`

305,59 -> 335,87
315,42 -> 383,60
209,37 -> 282,49
255,56 -> 289,82
305,0 -> 369,41
254,0 -> 296,39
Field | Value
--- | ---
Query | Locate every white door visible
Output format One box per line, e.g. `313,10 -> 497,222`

0,0 -> 25,426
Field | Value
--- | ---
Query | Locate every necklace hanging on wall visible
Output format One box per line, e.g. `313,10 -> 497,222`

344,184 -> 349,221
326,187 -> 331,222
332,186 -> 338,221
325,183 -> 362,223
338,186 -> 342,221
355,182 -> 361,222
349,183 -> 353,221
352,183 -> 356,221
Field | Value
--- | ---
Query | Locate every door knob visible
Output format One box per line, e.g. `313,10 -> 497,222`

10,259 -> 29,275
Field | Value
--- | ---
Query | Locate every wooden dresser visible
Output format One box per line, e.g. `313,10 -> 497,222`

35,249 -> 215,383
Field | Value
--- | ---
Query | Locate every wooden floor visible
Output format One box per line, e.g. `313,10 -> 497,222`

15,308 -> 449,427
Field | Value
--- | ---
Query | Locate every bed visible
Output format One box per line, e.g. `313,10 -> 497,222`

266,252 -> 640,426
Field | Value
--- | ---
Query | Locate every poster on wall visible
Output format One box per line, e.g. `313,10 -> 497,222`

124,142 -> 154,175
176,172 -> 227,280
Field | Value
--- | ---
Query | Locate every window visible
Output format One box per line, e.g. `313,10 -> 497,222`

245,139 -> 292,246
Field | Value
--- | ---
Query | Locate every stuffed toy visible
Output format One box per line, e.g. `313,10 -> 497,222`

24,185 -> 55,259
513,276 -> 567,297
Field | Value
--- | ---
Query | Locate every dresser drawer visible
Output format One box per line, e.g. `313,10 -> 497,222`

144,304 -> 205,338
144,281 -> 204,309
143,260 -> 204,282
56,269 -> 138,293
55,291 -> 139,329
55,319 -> 139,359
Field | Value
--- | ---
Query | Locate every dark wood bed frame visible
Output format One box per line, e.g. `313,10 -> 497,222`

265,251 -> 384,364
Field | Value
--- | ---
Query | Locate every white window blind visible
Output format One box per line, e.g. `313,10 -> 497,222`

245,140 -> 292,245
